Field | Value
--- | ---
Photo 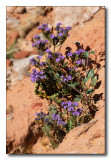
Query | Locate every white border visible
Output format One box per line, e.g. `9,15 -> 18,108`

0,0 -> 111,160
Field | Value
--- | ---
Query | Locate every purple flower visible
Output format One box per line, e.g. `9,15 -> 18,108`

72,111 -> 79,116
38,25 -> 43,30
32,43 -> 36,47
40,62 -> 46,66
63,78 -> 68,82
48,54 -> 53,59
77,108 -> 82,113
50,34 -> 55,39
52,113 -> 60,120
79,49 -> 85,53
30,58 -> 37,66
67,52 -> 73,57
75,49 -> 85,55
60,28 -> 64,32
68,107 -> 74,112
42,23 -> 48,27
56,58 -> 60,62
37,56 -> 42,59
61,102 -> 66,106
66,26 -> 72,30
36,40 -> 42,44
60,55 -> 65,59
64,105 -> 68,110
39,71 -> 43,75
30,69 -> 46,82
57,118 -> 66,125
43,40 -> 48,43
40,75 -> 46,79
57,23 -> 62,27
67,75 -> 72,81
74,67 -> 77,70
44,118 -> 49,123
67,102 -> 72,107
34,35 -> 40,39
58,33 -> 63,37
45,27 -> 50,31
35,112 -> 39,116
60,75 -> 64,79
73,102 -> 79,107
76,60 -> 84,65
45,49 -> 51,53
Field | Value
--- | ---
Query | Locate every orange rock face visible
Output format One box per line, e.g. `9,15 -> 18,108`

13,51 -> 31,59
6,31 -> 19,48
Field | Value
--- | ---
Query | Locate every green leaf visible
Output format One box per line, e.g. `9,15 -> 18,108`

63,62 -> 68,67
83,78 -> 88,83
86,89 -> 94,94
68,119 -> 73,132
56,73 -> 60,78
69,84 -> 75,88
74,97 -> 81,102
74,82 -> 79,86
90,51 -> 95,54
69,82 -> 79,89
87,69 -> 94,79
84,51 -> 89,58
91,76 -> 97,87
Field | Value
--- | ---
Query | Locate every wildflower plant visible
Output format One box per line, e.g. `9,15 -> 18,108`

30,23 -> 97,148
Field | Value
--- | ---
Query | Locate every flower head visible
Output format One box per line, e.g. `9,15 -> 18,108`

56,58 -> 60,62
58,33 -> 63,37
45,27 -> 50,32
34,35 -> 40,39
50,34 -> 55,39
45,49 -> 51,53
76,60 -> 84,65
66,26 -> 72,30
68,107 -> 74,112
36,40 -> 42,44
37,56 -> 42,59
57,23 -> 62,27
75,49 -> 85,55
67,52 -> 73,57
67,75 -> 72,81
32,43 -> 36,47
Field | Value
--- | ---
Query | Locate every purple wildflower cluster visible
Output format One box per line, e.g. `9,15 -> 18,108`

30,56 -> 47,68
35,111 -> 47,120
45,49 -> 53,59
32,31 -> 48,51
38,23 -> 71,46
75,49 -> 85,55
61,101 -> 82,116
30,69 -> 46,82
38,23 -> 50,31
76,60 -> 84,65
60,75 -> 72,82
52,113 -> 66,125
56,55 -> 65,63
67,52 -> 73,57
40,62 -> 47,66
56,22 -> 71,35
32,39 -> 48,48
30,58 -> 39,66
35,111 -> 49,123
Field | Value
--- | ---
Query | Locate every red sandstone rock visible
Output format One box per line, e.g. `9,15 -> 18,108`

13,51 -> 31,59
6,31 -> 19,47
